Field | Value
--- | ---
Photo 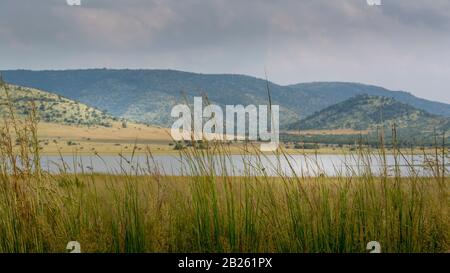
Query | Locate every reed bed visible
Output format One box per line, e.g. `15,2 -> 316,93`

0,83 -> 448,253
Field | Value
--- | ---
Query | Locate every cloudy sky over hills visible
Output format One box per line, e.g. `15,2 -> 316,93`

1,0 -> 449,103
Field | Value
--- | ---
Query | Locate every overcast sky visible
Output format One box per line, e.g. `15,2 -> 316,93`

1,0 -> 449,103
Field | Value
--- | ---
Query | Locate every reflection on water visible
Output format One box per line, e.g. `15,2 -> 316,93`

39,154 -> 448,177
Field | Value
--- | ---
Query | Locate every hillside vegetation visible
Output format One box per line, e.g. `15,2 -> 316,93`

3,69 -> 450,128
289,95 -> 450,132
0,84 -> 117,127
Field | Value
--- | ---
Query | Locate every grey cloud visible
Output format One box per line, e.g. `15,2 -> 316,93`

0,0 -> 449,103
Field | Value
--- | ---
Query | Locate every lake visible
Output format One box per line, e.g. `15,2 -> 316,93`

38,154 -> 448,177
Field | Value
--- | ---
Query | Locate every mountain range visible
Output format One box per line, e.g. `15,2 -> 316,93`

1,69 -> 449,130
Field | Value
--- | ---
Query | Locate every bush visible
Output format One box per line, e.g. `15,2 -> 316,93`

173,142 -> 184,150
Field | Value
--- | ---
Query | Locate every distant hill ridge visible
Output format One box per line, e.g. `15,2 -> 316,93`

288,94 -> 450,132
2,69 -> 450,128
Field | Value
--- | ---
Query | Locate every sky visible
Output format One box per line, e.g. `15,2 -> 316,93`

1,0 -> 449,103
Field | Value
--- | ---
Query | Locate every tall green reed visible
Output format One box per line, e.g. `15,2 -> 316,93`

0,80 -> 447,253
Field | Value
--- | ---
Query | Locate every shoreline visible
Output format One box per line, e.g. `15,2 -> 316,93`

36,147 -> 449,156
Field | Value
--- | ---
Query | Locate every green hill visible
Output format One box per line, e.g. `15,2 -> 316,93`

288,95 -> 450,133
2,69 -> 449,128
0,83 -> 117,127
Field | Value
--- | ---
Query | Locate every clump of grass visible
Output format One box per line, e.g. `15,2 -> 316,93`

0,80 -> 448,253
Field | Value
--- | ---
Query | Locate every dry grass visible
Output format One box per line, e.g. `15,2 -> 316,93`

36,121 -> 171,142
0,81 -> 448,253
0,172 -> 447,253
283,129 -> 371,136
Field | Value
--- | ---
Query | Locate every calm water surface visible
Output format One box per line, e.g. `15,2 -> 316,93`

39,154 -> 448,177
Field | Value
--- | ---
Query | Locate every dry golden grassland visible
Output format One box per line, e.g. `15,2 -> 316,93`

0,119 -> 362,155
282,129 -> 371,136
1,120 -> 441,156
